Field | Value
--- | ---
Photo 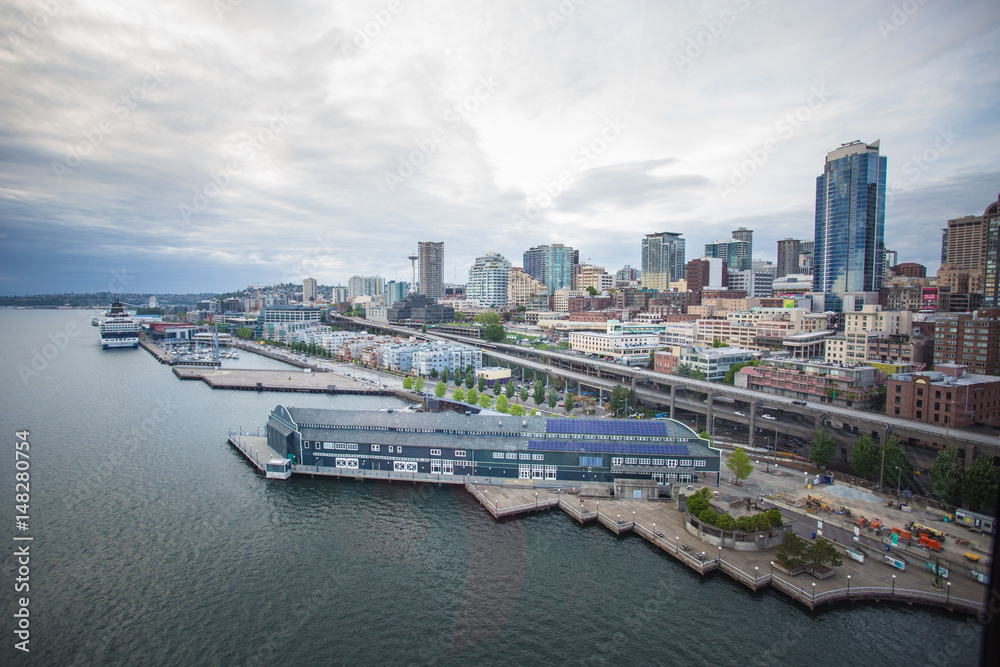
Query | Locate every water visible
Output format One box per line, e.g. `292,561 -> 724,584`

0,310 -> 983,666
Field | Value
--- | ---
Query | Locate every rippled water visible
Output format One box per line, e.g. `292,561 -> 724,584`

0,310 -> 983,666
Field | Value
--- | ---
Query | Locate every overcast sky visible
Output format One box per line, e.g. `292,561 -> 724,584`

1,0 -> 998,295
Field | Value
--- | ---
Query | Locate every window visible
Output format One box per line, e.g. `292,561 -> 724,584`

624,457 -> 638,465
895,385 -> 901,393
388,446 -> 394,453
638,458 -> 651,466
579,456 -> 602,467
335,458 -> 359,469
894,407 -> 900,415
935,390 -> 941,399
532,453 -> 544,461
652,459 -> 665,466
304,441 -> 310,449
519,464 -> 530,479
894,396 -> 900,404
370,444 -> 380,452
916,400 -> 923,408
493,452 -> 505,459
916,411 -> 922,419
680,459 -> 692,467
666,459 -> 678,468
611,457 -> 624,466
430,449 -> 441,456
455,450 -> 466,458
693,460 -> 706,467
519,453 -> 530,460
505,452 -> 518,459
393,460 -> 418,472
917,388 -> 924,396
532,466 -> 544,479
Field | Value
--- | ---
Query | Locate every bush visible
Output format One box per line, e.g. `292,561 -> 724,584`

697,509 -> 719,526
766,509 -> 783,527
736,516 -> 755,533
753,513 -> 772,532
716,513 -> 737,531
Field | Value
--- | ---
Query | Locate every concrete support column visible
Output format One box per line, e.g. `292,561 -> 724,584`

879,424 -> 889,445
670,384 -> 676,420
963,443 -> 977,470
748,401 -> 758,449
706,391 -> 714,435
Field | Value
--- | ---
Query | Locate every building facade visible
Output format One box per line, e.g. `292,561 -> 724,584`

467,252 -> 512,307
814,140 -> 887,309
887,365 -> 1000,428
523,244 -> 577,293
507,267 -> 548,308
705,238 -> 751,272
303,277 -> 318,302
417,241 -> 445,300
932,312 -> 1000,376
642,232 -> 686,290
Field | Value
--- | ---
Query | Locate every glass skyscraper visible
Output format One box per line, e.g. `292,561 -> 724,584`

522,244 -> 577,293
641,232 -> 685,290
814,140 -> 887,308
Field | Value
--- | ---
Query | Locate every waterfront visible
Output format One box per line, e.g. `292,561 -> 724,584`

0,310 -> 984,665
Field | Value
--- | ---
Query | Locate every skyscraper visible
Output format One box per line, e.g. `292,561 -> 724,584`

776,239 -> 801,278
983,195 -> 999,308
731,227 -> 753,264
521,244 -> 577,293
641,232 -> 685,290
705,238 -> 751,271
302,277 -> 318,301
418,241 -> 444,300
467,252 -> 512,307
813,140 -> 887,308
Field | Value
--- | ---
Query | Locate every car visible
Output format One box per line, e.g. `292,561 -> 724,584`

733,411 -> 745,417
761,414 -> 776,421
792,400 -> 807,406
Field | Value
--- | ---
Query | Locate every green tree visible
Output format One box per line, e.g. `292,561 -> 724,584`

496,395 -> 509,413
529,408 -> 538,416
453,387 -> 466,402
548,388 -> 558,409
505,382 -> 515,399
402,376 -> 414,390
473,311 -> 501,325
608,384 -> 634,418
564,391 -> 575,413
467,389 -> 478,405
434,381 -> 447,398
930,445 -> 962,508
775,532 -> 809,568
726,447 -> 754,485
850,434 -> 880,480
712,337 -> 729,348
699,429 -> 710,440
414,376 -> 425,393
430,367 -> 438,379
490,381 -> 500,396
483,322 -> 506,342
519,385 -> 529,403
509,403 -> 525,417
477,394 -> 492,408
961,454 -> 999,513
722,359 -> 759,385
765,509 -> 783,527
809,428 -> 836,470
806,538 -> 843,568
465,373 -> 475,389
533,382 -> 545,405
236,327 -> 254,340
586,286 -> 598,296
478,376 -> 487,392
879,434 -> 911,485
441,367 -> 450,383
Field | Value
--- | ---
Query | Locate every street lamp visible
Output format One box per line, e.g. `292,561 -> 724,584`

895,466 -> 902,503
947,581 -> 951,604
632,510 -> 635,526
892,574 -> 896,595
770,560 -> 774,581
718,546 -> 722,565
811,582 -> 816,604
676,536 -> 680,554
755,566 -> 759,588
652,523 -> 656,540
847,574 -> 851,598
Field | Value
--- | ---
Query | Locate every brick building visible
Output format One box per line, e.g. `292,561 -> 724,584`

886,364 -> 1000,428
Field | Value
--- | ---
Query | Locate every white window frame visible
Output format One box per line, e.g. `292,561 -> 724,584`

370,445 -> 380,452
666,459 -> 678,468
455,450 -> 466,458
694,460 -> 706,468
430,449 -> 441,456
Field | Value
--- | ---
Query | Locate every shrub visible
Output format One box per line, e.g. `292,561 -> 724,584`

716,513 -> 737,531
766,509 -> 783,527
736,516 -> 755,533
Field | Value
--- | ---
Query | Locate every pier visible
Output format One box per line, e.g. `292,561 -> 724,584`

139,337 -> 221,366
176,367 -> 400,396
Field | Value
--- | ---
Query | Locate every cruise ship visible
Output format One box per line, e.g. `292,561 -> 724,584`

99,299 -> 140,349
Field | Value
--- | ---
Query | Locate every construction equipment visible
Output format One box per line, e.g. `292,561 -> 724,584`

964,552 -> 981,563
909,522 -> 946,543
918,534 -> 942,551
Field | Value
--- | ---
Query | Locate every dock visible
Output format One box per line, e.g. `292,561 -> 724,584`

175,367 -> 397,396
140,337 -> 220,366
227,432 -> 280,473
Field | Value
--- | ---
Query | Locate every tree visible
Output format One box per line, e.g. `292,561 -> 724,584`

564,392 -> 575,413
467,389 -> 478,405
699,429 -> 710,440
509,403 -> 525,417
414,376 -> 425,393
726,447 -> 754,485
429,367 -> 438,379
477,394 -> 492,408
465,373 -> 475,389
586,286 -> 598,296
533,382 -> 545,406
806,538 -> 843,568
402,377 -> 414,390
496,395 -> 509,413
529,409 -> 538,416
809,428 -> 836,470
505,382 -> 515,399
548,389 -> 558,409
722,359 -> 758,385
961,454 -> 999,513
877,435 -> 911,490
483,322 -> 506,342
473,311 -> 501,325
478,376 -> 487,392
775,532 -> 809,569
236,327 -> 254,340
519,385 -> 528,403
492,380 -> 502,396
453,387 -> 466,402
850,434 -> 880,480
711,337 -> 729,348
609,384 -> 634,418
434,381 -> 447,398
930,445 -> 962,508
441,367 -> 450,383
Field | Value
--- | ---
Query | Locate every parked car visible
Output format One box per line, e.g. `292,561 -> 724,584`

733,411 -> 745,417
792,400 -> 807,406
761,414 -> 776,421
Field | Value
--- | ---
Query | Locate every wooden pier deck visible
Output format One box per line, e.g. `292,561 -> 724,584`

464,484 -> 989,615
227,433 -> 281,473
175,367 -> 392,394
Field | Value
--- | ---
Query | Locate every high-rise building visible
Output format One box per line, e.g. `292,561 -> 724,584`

615,265 -> 641,285
884,250 -> 898,278
799,240 -> 815,275
641,232 -> 685,290
522,244 -> 577,293
348,275 -> 384,299
705,238 -> 751,272
814,140 -> 887,309
467,252 -> 512,307
303,277 -> 318,302
384,281 -> 410,306
507,268 -> 548,308
941,215 -> 986,271
686,257 -> 726,293
776,239 -> 801,278
418,242 -> 444,300
985,196 -> 999,307
731,227 -> 753,263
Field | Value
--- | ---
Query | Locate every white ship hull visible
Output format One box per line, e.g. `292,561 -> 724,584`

102,337 -> 139,349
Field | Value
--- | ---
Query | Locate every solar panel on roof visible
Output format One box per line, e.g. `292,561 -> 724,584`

527,440 -> 689,455
546,419 -> 670,437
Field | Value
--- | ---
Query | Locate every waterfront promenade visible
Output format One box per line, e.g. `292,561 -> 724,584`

178,367 -> 394,394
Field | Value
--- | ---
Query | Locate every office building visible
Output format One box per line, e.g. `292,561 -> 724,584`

986,196 -> 1000,308
641,232 -> 685,290
686,257 -> 726,293
887,365 -> 1000,428
776,239 -> 801,278
814,140 -> 886,310
418,242 -> 445,300
522,244 -> 577,293
348,275 -> 384,299
303,277 -> 318,302
705,238 -> 751,272
893,263 -> 926,278
731,227 -> 753,262
467,252 -> 512,307
932,312 -> 1000,376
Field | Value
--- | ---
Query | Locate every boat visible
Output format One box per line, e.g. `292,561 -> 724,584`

99,299 -> 140,349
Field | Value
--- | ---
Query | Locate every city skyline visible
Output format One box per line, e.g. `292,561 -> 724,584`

1,1 -> 998,295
